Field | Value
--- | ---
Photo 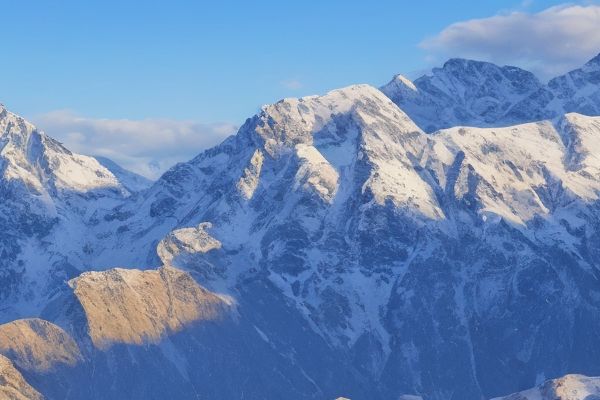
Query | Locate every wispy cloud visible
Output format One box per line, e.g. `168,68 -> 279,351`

33,110 -> 237,179
281,79 -> 303,90
420,4 -> 600,79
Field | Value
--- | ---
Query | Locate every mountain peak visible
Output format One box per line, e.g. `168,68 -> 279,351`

442,57 -> 480,67
584,52 -> 600,68
252,83 -> 415,154
587,52 -> 600,63
390,74 -> 418,91
0,105 -> 131,197
440,57 -> 503,72
439,58 -> 536,78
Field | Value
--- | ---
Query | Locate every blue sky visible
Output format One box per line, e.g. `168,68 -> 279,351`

1,0 -> 598,177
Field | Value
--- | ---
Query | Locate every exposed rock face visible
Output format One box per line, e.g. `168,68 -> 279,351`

0,319 -> 80,372
237,149 -> 264,199
68,266 -> 230,349
0,355 -> 44,400
157,222 -> 222,266
31,263 -> 373,400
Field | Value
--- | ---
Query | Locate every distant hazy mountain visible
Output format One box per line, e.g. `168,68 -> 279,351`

381,53 -> 600,132
93,156 -> 152,193
1,55 -> 600,400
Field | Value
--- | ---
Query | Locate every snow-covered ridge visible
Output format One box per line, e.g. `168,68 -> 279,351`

251,84 -> 441,215
157,222 -> 222,266
336,374 -> 600,400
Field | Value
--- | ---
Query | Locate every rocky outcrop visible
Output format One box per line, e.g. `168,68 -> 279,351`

157,222 -> 222,266
68,266 -> 230,349
0,319 -> 81,372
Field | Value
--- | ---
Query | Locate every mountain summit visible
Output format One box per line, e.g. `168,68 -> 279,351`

584,52 -> 600,66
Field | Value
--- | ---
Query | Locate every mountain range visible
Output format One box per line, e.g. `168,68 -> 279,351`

2,54 -> 600,400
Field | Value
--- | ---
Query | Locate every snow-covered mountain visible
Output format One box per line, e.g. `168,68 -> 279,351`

0,105 -> 137,320
86,85 -> 600,400
1,55 -> 600,400
381,53 -> 600,132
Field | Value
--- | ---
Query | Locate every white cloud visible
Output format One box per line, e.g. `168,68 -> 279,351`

33,110 -> 237,179
420,4 -> 600,79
